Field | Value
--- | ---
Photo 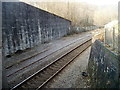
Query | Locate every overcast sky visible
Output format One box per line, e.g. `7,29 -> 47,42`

78,0 -> 119,5
3,0 -> 120,6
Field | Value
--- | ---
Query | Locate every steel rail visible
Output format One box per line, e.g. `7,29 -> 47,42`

11,38 -> 91,90
7,35 -> 91,77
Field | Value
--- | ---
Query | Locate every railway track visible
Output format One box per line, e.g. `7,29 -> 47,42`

7,35 -> 90,78
11,39 -> 91,90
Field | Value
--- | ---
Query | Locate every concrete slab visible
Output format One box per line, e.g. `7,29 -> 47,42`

88,40 -> 119,88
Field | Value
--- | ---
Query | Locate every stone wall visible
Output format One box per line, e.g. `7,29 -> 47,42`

88,40 -> 119,88
2,2 -> 71,56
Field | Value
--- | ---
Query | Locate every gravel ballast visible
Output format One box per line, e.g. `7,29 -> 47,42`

45,47 -> 91,88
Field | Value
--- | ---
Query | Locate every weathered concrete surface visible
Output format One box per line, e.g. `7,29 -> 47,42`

118,2 -> 120,54
69,26 -> 99,34
0,2 -> 2,90
0,1 -> 1,46
88,40 -> 119,88
2,2 -> 71,56
104,20 -> 118,53
0,50 -> 1,90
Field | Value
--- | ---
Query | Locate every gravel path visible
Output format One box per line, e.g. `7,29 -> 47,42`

45,47 -> 91,88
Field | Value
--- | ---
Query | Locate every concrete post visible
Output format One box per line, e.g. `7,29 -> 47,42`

0,1 -> 1,49
112,27 -> 115,50
104,28 -> 107,45
118,2 -> 120,88
118,2 -> 120,54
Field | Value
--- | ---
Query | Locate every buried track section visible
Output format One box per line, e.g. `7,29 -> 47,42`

11,39 -> 92,90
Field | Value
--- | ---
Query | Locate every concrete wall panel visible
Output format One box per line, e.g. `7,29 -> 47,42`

88,40 -> 119,88
2,2 -> 71,56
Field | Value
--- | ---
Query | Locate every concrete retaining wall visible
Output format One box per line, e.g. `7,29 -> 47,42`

88,40 -> 119,88
104,20 -> 118,53
69,26 -> 98,34
2,2 -> 71,56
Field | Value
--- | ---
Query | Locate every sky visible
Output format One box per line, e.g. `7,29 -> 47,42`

3,0 -> 120,6
78,0 -> 119,5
